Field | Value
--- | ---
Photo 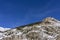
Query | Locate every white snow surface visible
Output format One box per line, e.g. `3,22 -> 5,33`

0,27 -> 10,31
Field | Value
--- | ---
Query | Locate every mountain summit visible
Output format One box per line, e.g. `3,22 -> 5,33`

0,17 -> 60,40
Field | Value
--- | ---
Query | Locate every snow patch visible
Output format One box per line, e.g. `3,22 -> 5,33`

0,27 -> 10,31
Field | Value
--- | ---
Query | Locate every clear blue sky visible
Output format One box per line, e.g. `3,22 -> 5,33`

0,0 -> 60,28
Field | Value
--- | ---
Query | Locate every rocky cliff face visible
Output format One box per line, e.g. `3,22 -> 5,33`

0,17 -> 60,40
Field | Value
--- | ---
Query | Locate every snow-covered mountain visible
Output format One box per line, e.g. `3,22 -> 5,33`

0,17 -> 60,40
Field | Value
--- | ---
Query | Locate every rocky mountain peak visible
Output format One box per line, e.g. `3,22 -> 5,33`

0,17 -> 60,40
43,17 -> 59,23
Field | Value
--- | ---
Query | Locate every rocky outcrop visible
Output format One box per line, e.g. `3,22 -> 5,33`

0,17 -> 60,40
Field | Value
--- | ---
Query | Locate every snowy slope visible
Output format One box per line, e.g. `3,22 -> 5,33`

0,27 -> 10,31
0,17 -> 60,40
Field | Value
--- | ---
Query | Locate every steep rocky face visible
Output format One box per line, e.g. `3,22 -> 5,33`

0,17 -> 60,40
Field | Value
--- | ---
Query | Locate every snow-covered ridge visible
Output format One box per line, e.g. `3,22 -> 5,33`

0,27 -> 10,32
0,17 -> 60,40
